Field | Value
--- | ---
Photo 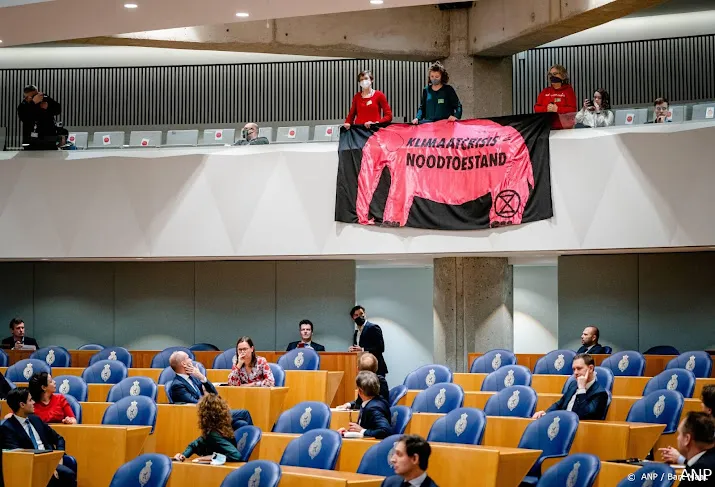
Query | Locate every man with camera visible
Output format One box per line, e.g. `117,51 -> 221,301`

17,85 -> 61,150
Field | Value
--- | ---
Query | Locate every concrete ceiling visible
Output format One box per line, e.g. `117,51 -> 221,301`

0,0 -> 456,47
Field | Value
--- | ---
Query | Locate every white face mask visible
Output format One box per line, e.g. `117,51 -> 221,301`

360,79 -> 372,89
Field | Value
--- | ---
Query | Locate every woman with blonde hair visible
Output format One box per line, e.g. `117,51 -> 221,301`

534,64 -> 577,128
173,394 -> 241,462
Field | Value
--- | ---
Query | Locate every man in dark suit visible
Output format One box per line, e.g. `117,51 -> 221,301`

286,319 -> 326,352
349,305 -> 388,377
336,352 -> 389,410
383,435 -> 439,487
660,384 -> 714,464
576,326 -> 607,354
167,351 -> 253,430
337,371 -> 392,439
1,318 -> 39,350
533,353 -> 609,421
0,388 -> 76,487
676,412 -> 715,486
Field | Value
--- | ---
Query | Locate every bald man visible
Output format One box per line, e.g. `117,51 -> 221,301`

576,326 -> 607,354
234,123 -> 269,145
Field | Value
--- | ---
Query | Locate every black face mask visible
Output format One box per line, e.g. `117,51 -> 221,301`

550,76 -> 562,84
354,316 -> 366,327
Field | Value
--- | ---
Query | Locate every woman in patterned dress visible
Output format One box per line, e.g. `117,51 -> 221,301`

227,336 -> 275,387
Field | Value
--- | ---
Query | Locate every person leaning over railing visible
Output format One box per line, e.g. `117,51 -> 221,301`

575,88 -> 614,128
344,69 -> 393,130
411,61 -> 462,125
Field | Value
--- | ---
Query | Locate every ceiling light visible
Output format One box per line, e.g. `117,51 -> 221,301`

235,12 -> 249,17
370,0 -> 384,4
124,3 -> 138,8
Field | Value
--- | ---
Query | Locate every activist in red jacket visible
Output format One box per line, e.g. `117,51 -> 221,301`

534,64 -> 577,128
344,70 -> 393,129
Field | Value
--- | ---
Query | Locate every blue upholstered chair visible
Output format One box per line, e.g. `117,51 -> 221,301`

602,346 -> 613,354
5,378 -> 16,390
89,346 -> 132,368
644,346 -> 680,355
277,348 -> 320,371
483,385 -> 538,418
78,343 -> 105,351
615,462 -> 675,487
31,346 -> 71,367
108,454 -> 172,487
269,363 -> 286,387
411,383 -> 464,414
279,429 -> 341,471
601,351 -> 646,377
63,394 -> 82,424
164,380 -> 174,404
150,347 -> 194,369
157,363 -> 206,386
626,390 -> 684,434
82,359 -> 128,384
189,343 -> 219,352
356,434 -> 402,477
234,425 -> 262,462
272,401 -> 331,434
102,395 -> 158,433
535,454 -> 600,487
55,375 -> 88,402
666,351 -> 713,379
6,359 -> 51,382
562,366 -> 615,394
388,385 -> 408,407
0,349 -> 8,367
534,350 -> 576,375
220,461 -> 281,487
470,349 -> 517,373
107,376 -> 158,402
518,411 -> 580,485
481,365 -> 532,392
389,406 -> 412,435
403,364 -> 453,390
426,407 -> 486,445
643,368 -> 696,398
213,348 -> 237,369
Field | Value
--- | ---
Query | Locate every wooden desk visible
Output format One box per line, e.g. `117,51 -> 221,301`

282,371 -> 343,409
52,424 -> 150,487
2,450 -> 64,487
590,461 -> 681,487
215,386 -> 287,431
453,373 -> 570,394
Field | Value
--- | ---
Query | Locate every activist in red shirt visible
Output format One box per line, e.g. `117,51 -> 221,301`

344,70 -> 393,129
29,372 -> 77,424
534,64 -> 577,128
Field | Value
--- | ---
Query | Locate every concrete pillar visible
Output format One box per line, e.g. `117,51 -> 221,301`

434,257 -> 513,372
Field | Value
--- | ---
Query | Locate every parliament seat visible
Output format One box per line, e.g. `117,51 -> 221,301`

643,368 -> 696,398
234,425 -> 262,462
411,383 -> 464,414
90,131 -> 125,148
601,351 -> 646,377
356,434 -> 402,477
272,401 -> 331,433
107,376 -> 158,402
188,343 -> 219,352
426,407 -> 486,445
64,394 -> 82,423
481,365 -> 532,392
534,350 -> 576,375
6,358 -> 51,382
219,460 -> 282,487
212,348 -> 236,369
470,349 -> 517,373
626,389 -> 684,434
279,428 -> 341,470
483,385 -> 537,418
201,128 -> 235,146
276,126 -> 308,143
129,130 -> 162,148
388,385 -> 408,407
0,349 -> 7,367
644,345 -> 680,355
89,346 -> 132,368
615,462 -> 675,487
666,351 -> 713,378
102,395 -> 158,433
55,375 -> 88,402
269,363 -> 286,387
108,453 -> 172,487
518,411 -> 579,485
82,359 -> 128,384
536,454 -> 600,487
151,347 -> 194,369
166,130 -> 199,147
563,367 -> 615,394
403,364 -> 453,390
31,346 -> 72,367
277,348 -> 320,371
78,343 -> 105,351
157,363 -> 206,385
390,405 -> 412,435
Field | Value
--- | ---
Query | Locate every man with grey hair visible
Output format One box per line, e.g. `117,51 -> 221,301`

337,371 -> 391,439
234,123 -> 269,145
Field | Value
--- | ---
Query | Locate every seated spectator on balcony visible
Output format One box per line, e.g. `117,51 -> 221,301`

647,97 -> 672,124
234,123 -> 269,145
29,372 -> 76,425
344,70 -> 393,130
575,89 -> 614,128
412,62 -> 462,125
227,336 -> 275,387
534,64 -> 577,129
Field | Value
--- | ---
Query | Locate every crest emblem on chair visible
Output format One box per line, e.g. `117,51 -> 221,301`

294,351 -> 304,368
454,413 -> 468,436
248,466 -> 262,487
653,395 -> 666,418
435,388 -> 447,409
59,379 -> 70,394
138,460 -> 152,487
237,432 -> 248,453
507,390 -> 520,411
667,374 -> 679,391
46,349 -> 56,366
686,355 -> 696,371
101,364 -> 112,382
492,353 -> 502,371
308,435 -> 323,459
108,351 -> 117,360
554,354 -> 565,372
387,441 -> 397,468
547,417 -> 560,441
391,410 -> 398,427
618,354 -> 630,372
23,363 -> 34,380
127,400 -> 139,421
503,370 -> 515,387
426,369 -> 436,387
130,380 -> 141,396
300,407 -> 312,429
566,461 -> 580,487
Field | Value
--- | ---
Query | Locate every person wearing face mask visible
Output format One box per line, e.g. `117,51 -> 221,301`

412,62 -> 462,125
534,64 -> 577,129
234,123 -> 269,145
344,70 -> 393,130
349,305 -> 388,377
574,89 -> 614,128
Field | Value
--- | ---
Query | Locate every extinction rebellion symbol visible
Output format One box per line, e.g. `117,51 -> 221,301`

494,190 -> 521,218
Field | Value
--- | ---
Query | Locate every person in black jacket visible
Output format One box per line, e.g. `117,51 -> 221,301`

383,435 -> 439,487
1,388 -> 76,487
349,305 -> 388,377
337,371 -> 392,439
286,319 -> 325,352
17,85 -> 61,150
234,123 -> 269,145
533,353 -> 609,421
576,326 -> 607,354
1,318 -> 40,350
336,352 -> 389,410
676,412 -> 715,486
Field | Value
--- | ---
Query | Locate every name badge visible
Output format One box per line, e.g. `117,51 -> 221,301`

437,98 -> 445,104
554,97 -> 562,103
366,100 -> 372,106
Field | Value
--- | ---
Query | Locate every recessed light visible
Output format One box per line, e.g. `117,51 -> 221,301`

370,0 -> 384,4
124,3 -> 138,8
235,12 -> 249,17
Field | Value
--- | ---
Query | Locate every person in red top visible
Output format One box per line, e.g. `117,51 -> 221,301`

28,372 -> 76,424
534,64 -> 577,129
344,70 -> 393,130
227,336 -> 275,387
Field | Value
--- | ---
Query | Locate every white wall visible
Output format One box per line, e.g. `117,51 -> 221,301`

513,265 -> 558,354
356,265 -> 434,388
